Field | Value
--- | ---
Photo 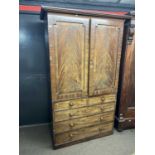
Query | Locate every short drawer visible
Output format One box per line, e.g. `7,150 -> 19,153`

54,102 -> 115,122
55,122 -> 113,145
88,95 -> 116,106
53,94 -> 116,111
54,111 -> 114,134
53,98 -> 87,111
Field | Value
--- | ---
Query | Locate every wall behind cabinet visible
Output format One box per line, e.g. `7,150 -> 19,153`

19,13 -> 51,125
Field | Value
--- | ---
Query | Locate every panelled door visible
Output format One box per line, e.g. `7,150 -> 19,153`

47,14 -> 89,102
89,18 -> 124,96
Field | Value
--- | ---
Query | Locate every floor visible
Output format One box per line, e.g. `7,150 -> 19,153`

19,124 -> 135,155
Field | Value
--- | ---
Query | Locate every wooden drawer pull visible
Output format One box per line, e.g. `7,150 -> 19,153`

69,102 -> 74,107
69,123 -> 75,127
100,117 -> 104,121
101,97 -> 105,102
69,133 -> 74,138
99,127 -> 106,132
100,106 -> 104,111
69,113 -> 74,117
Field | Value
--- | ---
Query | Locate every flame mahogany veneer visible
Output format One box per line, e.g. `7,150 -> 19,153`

41,6 -> 133,149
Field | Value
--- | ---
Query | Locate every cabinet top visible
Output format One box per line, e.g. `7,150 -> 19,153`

40,6 -> 134,20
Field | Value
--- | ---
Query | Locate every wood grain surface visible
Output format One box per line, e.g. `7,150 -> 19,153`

54,102 -> 115,122
54,111 -> 114,134
48,14 -> 89,102
89,18 -> 124,96
53,94 -> 116,111
45,11 -> 125,148
55,122 -> 113,145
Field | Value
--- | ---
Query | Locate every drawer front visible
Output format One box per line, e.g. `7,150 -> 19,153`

54,111 -> 114,134
88,95 -> 116,106
53,94 -> 116,111
53,98 -> 87,111
55,122 -> 113,145
54,102 -> 115,122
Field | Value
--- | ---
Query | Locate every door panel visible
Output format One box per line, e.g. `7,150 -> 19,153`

47,14 -> 89,102
89,18 -> 124,96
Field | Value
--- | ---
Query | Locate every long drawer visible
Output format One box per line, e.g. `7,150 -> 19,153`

55,122 -> 113,145
54,102 -> 115,122
54,111 -> 114,134
53,94 -> 116,111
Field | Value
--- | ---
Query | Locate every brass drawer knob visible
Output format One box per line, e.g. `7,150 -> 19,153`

69,102 -> 74,107
69,123 -> 75,127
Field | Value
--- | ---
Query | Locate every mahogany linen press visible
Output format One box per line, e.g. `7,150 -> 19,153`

40,6 -> 132,148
